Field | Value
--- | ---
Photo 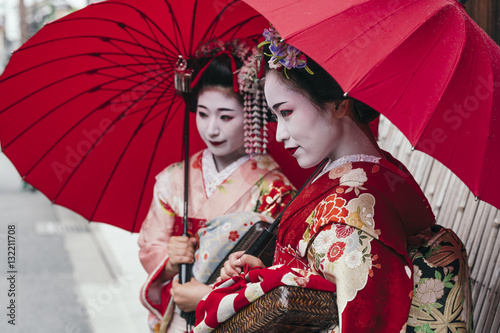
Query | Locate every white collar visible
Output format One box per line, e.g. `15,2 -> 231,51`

202,149 -> 250,197
312,154 -> 382,183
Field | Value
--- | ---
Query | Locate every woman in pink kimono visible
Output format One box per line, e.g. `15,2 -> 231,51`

198,26 -> 472,332
137,38 -> 295,333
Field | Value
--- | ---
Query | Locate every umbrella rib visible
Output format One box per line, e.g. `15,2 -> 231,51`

102,66 -> 178,124
10,35 -> 174,62
203,15 -> 264,44
75,16 -> 180,58
15,63 -> 170,180
349,5 -> 460,122
88,78 -> 180,226
199,0 -> 262,45
100,37 -> 173,90
96,0 -> 186,54
477,32 -> 497,197
162,0 -> 188,57
32,11 -> 181,59
0,55 -> 171,151
322,0 -> 435,78
0,62 -> 136,149
120,5 -> 181,63
188,0 -> 200,56
50,77 -> 165,206
131,87 -> 182,232
408,8 -> 466,143
0,55 -> 170,126
1,26 -> 177,117
1,43 -> 171,87
124,93 -> 179,126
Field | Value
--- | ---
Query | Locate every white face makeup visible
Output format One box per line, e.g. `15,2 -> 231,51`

264,71 -> 346,169
196,87 -> 246,171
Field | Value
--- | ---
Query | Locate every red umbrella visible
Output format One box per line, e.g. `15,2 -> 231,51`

243,0 -> 500,210
0,0 -> 305,233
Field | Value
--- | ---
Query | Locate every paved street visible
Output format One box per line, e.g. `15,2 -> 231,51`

0,153 -> 149,333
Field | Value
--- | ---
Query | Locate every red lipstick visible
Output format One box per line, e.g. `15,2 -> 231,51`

287,147 -> 298,155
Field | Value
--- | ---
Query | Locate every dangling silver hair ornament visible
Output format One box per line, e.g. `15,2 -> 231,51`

174,55 -> 193,93
237,46 -> 268,156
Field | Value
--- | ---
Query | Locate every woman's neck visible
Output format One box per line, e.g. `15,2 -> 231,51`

330,118 -> 383,161
211,148 -> 247,172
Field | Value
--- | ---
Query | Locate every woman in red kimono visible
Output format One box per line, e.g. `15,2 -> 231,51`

138,38 -> 295,333
206,27 -> 439,332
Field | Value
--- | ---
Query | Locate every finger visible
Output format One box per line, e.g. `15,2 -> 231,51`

189,236 -> 198,247
228,251 -> 245,262
170,255 -> 194,266
223,259 -> 241,277
169,241 -> 195,253
219,267 -> 229,281
168,245 -> 195,261
239,254 -> 264,268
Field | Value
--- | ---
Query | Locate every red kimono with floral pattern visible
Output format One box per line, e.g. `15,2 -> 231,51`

274,153 -> 435,332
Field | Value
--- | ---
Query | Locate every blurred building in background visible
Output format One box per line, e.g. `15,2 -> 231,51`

0,16 -> 6,69
0,0 -> 87,70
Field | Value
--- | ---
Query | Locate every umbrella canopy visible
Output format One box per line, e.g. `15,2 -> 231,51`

243,0 -> 500,210
0,0 -> 306,232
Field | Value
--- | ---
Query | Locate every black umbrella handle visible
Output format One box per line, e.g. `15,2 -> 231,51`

245,225 -> 276,257
179,105 -> 196,328
179,262 -> 192,284
179,262 -> 196,327
180,104 -> 192,285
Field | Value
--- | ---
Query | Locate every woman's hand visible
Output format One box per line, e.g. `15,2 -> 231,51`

218,250 -> 265,282
171,278 -> 212,312
162,235 -> 197,281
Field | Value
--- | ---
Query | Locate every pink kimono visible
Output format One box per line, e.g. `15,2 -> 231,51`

138,150 -> 294,332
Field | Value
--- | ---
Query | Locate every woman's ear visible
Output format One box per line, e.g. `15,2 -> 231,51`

327,99 -> 350,119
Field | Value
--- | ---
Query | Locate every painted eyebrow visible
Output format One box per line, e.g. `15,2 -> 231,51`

271,101 -> 287,110
197,105 -> 235,112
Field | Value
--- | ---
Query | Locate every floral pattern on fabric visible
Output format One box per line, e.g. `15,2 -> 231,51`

307,192 -> 378,318
406,225 -> 473,333
258,179 -> 295,217
192,212 -> 274,284
329,164 -> 369,196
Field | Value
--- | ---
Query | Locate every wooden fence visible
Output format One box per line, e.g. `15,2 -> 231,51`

378,117 -> 500,333
466,0 -> 499,44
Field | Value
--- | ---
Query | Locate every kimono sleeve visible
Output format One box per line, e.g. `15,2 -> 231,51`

137,168 -> 178,318
307,192 -> 413,332
138,169 -> 177,274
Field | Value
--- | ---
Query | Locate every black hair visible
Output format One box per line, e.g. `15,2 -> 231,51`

264,51 -> 379,124
183,55 -> 243,112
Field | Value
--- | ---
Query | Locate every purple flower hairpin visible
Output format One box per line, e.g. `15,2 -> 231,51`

258,25 -> 313,78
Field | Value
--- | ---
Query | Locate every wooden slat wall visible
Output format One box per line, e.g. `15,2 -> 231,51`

466,0 -> 500,44
378,116 -> 500,333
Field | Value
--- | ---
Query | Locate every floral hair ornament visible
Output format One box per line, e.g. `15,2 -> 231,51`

258,25 -> 314,78
182,38 -> 269,155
